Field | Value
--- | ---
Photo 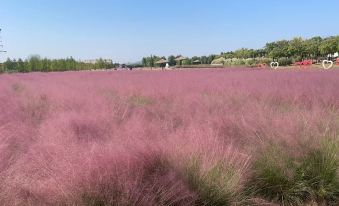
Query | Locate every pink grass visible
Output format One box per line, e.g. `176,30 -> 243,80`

0,68 -> 338,205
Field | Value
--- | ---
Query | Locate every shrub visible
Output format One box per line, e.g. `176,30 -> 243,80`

184,158 -> 246,205
248,145 -> 308,205
249,140 -> 339,205
211,57 -> 226,65
298,140 -> 339,205
231,59 -> 246,66
244,58 -> 256,66
278,57 -> 293,66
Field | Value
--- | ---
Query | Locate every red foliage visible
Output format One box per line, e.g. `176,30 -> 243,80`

294,59 -> 313,69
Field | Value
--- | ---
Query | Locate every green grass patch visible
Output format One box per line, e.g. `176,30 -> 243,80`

184,157 -> 247,206
248,140 -> 339,205
127,94 -> 156,107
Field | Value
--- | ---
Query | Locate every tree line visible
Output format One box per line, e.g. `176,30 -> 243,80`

141,55 -> 217,67
1,35 -> 338,73
141,35 -> 339,67
0,56 -> 117,73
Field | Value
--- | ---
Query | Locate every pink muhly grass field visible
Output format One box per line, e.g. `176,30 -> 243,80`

0,68 -> 338,205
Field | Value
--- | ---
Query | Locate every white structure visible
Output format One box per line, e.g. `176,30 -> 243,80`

322,60 -> 333,69
270,62 -> 279,69
327,52 -> 338,58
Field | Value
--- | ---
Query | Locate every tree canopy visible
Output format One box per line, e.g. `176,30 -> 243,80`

1,56 -> 116,73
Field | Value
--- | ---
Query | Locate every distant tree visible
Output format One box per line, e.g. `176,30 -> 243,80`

319,37 -> 338,57
200,56 -> 208,64
17,58 -> 26,72
168,55 -> 176,66
266,40 -> 289,60
223,51 -> 235,59
255,49 -> 266,58
142,57 -> 147,67
67,57 -> 77,70
0,55 -> 119,73
182,59 -> 192,65
207,55 -> 216,64
234,48 -> 254,59
288,37 -> 306,60
28,55 -> 42,72
96,58 -> 106,69
304,37 -> 322,59
150,55 -> 155,68
41,58 -> 49,72
191,56 -> 200,63
3,58 -> 15,71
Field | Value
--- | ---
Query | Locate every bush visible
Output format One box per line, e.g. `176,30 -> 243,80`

244,58 -> 257,66
185,158 -> 247,206
298,140 -> 339,204
223,58 -> 233,66
211,57 -> 226,65
248,145 -> 307,205
231,59 -> 246,66
259,57 -> 272,65
278,57 -> 293,66
222,58 -> 265,67
248,140 -> 339,205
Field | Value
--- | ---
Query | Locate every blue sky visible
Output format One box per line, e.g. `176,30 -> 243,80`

1,0 -> 339,63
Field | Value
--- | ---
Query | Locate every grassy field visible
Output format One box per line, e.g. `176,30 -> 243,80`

0,68 -> 338,205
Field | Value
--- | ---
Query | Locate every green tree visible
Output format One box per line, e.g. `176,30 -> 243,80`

41,58 -> 50,72
266,40 -> 289,60
304,36 -> 322,59
17,58 -> 26,72
223,51 -> 235,59
200,56 -> 208,64
142,57 -> 147,67
234,48 -> 255,59
319,37 -> 338,57
288,37 -> 306,60
255,49 -> 266,58
182,59 -> 192,65
28,55 -> 42,72
150,55 -> 155,68
3,58 -> 15,71
207,55 -> 216,64
168,55 -> 176,66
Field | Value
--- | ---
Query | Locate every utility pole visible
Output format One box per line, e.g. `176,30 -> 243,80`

0,28 -> 6,70
0,28 -> 7,54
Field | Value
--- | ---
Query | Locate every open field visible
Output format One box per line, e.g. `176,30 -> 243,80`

0,68 -> 338,205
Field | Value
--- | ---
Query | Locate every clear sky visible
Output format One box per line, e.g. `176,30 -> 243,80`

1,0 -> 339,63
